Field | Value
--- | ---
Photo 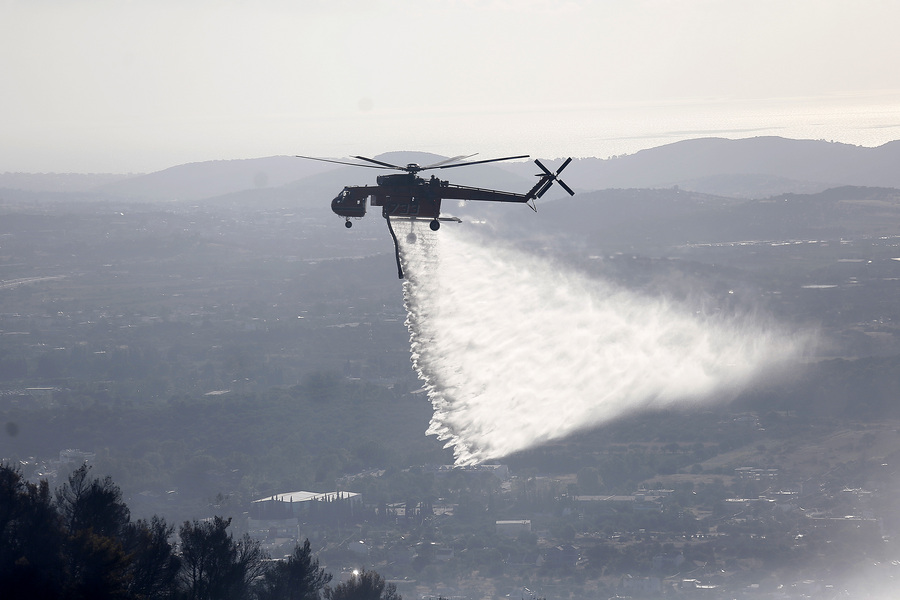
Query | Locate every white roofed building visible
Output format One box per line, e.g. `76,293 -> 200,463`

251,490 -> 362,523
496,519 -> 531,537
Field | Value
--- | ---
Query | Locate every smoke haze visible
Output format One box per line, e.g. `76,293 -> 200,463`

401,225 -> 812,464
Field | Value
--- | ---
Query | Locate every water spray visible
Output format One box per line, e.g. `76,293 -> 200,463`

401,224 -> 811,465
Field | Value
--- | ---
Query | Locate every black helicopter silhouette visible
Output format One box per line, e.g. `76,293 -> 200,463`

297,153 -> 574,278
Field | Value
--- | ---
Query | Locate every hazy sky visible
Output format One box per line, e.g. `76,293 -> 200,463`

4,0 -> 900,172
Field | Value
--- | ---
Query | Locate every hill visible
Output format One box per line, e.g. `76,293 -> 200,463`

94,155 -> 337,201
500,136 -> 900,197
529,185 -> 900,248
4,137 -> 900,205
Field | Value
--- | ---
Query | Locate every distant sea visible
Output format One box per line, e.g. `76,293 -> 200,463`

349,92 -> 900,161
13,92 -> 899,173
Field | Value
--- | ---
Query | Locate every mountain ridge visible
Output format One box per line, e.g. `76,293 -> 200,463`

3,136 -> 900,202
558,136 -> 900,196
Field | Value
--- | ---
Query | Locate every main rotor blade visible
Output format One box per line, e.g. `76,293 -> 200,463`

421,154 -> 478,169
431,154 -> 530,170
353,156 -> 407,170
296,155 -> 392,170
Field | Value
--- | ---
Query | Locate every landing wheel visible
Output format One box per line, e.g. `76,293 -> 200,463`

429,220 -> 441,231
345,220 -> 353,229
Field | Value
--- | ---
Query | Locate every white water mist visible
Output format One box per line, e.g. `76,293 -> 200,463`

401,225 -> 810,465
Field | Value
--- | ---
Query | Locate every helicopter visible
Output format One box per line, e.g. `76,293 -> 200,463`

296,153 -> 575,278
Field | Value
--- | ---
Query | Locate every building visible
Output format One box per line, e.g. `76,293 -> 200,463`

734,466 -> 779,481
496,519 -> 531,537
251,490 -> 362,521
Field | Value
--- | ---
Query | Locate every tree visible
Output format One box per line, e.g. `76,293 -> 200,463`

124,516 -> 180,600
179,516 -> 267,600
325,570 -> 400,600
235,531 -> 268,596
258,539 -> 332,600
0,463 -> 65,597
55,464 -> 130,539
55,464 -> 133,599
65,527 -> 131,600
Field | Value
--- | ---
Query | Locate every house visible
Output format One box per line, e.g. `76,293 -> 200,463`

496,519 -> 531,537
250,490 -> 361,521
734,466 -> 779,481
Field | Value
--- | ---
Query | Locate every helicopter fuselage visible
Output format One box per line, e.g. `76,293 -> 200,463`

331,173 -> 541,221
331,180 -> 443,220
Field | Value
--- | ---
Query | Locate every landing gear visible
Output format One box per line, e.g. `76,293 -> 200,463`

429,219 -> 441,231
345,220 -> 353,228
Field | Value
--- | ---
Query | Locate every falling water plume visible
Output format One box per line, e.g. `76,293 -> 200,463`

400,224 -> 811,465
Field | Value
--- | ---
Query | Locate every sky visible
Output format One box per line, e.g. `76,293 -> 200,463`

3,0 -> 900,173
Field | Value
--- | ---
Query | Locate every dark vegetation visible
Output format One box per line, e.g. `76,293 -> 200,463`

2,462 -> 394,600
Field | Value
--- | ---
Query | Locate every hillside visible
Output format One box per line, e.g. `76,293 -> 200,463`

94,155 -> 337,201
528,185 -> 900,247
500,136 -> 900,197
4,137 -> 900,205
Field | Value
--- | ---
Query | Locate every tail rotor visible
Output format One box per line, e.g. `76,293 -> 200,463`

528,158 -> 575,209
